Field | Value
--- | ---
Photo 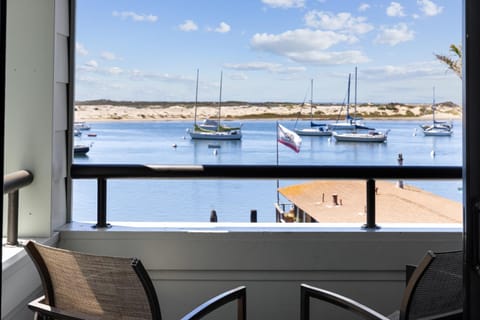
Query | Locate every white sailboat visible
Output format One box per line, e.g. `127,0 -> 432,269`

188,70 -> 242,140
332,130 -> 389,143
332,67 -> 388,143
294,79 -> 331,137
421,87 -> 453,137
328,69 -> 371,132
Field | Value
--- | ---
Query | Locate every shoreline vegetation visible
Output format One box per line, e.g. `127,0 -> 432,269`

75,99 -> 462,122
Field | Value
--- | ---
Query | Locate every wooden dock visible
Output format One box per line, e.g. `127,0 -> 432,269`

278,180 -> 462,223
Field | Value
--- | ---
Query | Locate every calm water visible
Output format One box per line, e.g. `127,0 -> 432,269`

73,120 -> 462,222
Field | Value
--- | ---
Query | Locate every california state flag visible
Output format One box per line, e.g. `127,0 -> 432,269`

277,124 -> 302,153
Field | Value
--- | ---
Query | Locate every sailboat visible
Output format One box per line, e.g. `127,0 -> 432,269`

421,87 -> 453,137
188,70 -> 242,140
328,68 -> 372,132
332,67 -> 389,143
294,79 -> 331,137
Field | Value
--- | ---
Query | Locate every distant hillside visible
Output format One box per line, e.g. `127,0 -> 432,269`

75,99 -> 460,109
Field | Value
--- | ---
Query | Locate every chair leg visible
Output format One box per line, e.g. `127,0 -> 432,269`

300,286 -> 309,320
237,295 -> 246,320
34,312 -> 52,320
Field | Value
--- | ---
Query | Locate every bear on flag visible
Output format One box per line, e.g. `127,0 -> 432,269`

277,123 -> 302,153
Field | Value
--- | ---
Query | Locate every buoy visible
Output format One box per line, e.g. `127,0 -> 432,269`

172,144 -> 177,148
430,150 -> 435,157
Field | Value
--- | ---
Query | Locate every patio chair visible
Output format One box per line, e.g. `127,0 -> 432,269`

25,241 -> 246,320
301,250 -> 462,320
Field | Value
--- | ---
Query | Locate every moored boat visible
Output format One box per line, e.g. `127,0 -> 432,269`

74,121 -> 90,131
423,125 -> 453,136
189,70 -> 242,140
74,144 -> 90,155
189,128 -> 242,140
327,68 -> 373,132
294,126 -> 331,136
332,130 -> 389,143
421,87 -> 453,137
294,79 -> 331,137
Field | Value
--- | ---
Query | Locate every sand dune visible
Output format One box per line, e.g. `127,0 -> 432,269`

74,102 -> 462,122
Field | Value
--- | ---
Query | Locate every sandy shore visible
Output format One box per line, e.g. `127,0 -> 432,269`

74,102 -> 462,122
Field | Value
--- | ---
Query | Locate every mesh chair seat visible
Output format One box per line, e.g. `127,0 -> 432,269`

301,250 -> 463,320
25,241 -> 246,320
405,251 -> 463,319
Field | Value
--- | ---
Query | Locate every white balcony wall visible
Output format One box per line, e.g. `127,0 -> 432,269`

52,225 -> 461,320
4,0 -> 70,238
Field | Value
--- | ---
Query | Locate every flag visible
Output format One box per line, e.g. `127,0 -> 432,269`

277,123 -> 301,153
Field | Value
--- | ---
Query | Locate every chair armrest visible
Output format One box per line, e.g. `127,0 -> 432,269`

181,286 -> 246,320
28,296 -> 101,320
300,284 -> 390,320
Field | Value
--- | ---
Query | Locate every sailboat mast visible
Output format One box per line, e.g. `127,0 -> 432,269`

432,86 -> 436,124
354,66 -> 357,120
218,71 -> 223,130
346,73 -> 351,121
194,69 -> 199,125
310,78 -> 313,121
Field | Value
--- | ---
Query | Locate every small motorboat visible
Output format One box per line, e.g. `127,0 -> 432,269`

74,144 -> 90,155
74,121 -> 91,131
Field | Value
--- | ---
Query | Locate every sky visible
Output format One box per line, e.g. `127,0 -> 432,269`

75,0 -> 462,104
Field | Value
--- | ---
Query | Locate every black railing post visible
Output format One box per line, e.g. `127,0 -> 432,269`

6,191 -> 18,245
250,209 -> 257,223
95,177 -> 110,228
363,179 -> 379,230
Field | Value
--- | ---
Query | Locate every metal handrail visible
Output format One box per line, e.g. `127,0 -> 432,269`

71,164 -> 462,229
3,170 -> 33,245
71,164 -> 461,180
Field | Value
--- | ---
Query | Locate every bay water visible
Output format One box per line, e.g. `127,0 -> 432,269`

73,120 -> 462,222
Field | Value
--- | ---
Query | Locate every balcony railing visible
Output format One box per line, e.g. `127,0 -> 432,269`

3,170 -> 34,245
71,164 -> 462,228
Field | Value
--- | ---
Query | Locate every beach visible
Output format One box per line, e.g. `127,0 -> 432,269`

74,101 -> 462,122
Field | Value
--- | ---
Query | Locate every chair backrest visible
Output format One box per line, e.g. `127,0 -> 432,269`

400,250 -> 463,320
25,241 -> 162,320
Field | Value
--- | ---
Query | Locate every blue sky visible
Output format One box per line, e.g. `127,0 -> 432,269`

75,0 -> 461,104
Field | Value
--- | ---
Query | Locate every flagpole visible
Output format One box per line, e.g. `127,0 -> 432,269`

276,121 -> 280,204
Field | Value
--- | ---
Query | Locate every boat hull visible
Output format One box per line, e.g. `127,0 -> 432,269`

333,132 -> 387,143
189,131 -> 242,140
74,145 -> 90,154
294,128 -> 331,136
327,122 -> 372,131
423,130 -> 453,136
